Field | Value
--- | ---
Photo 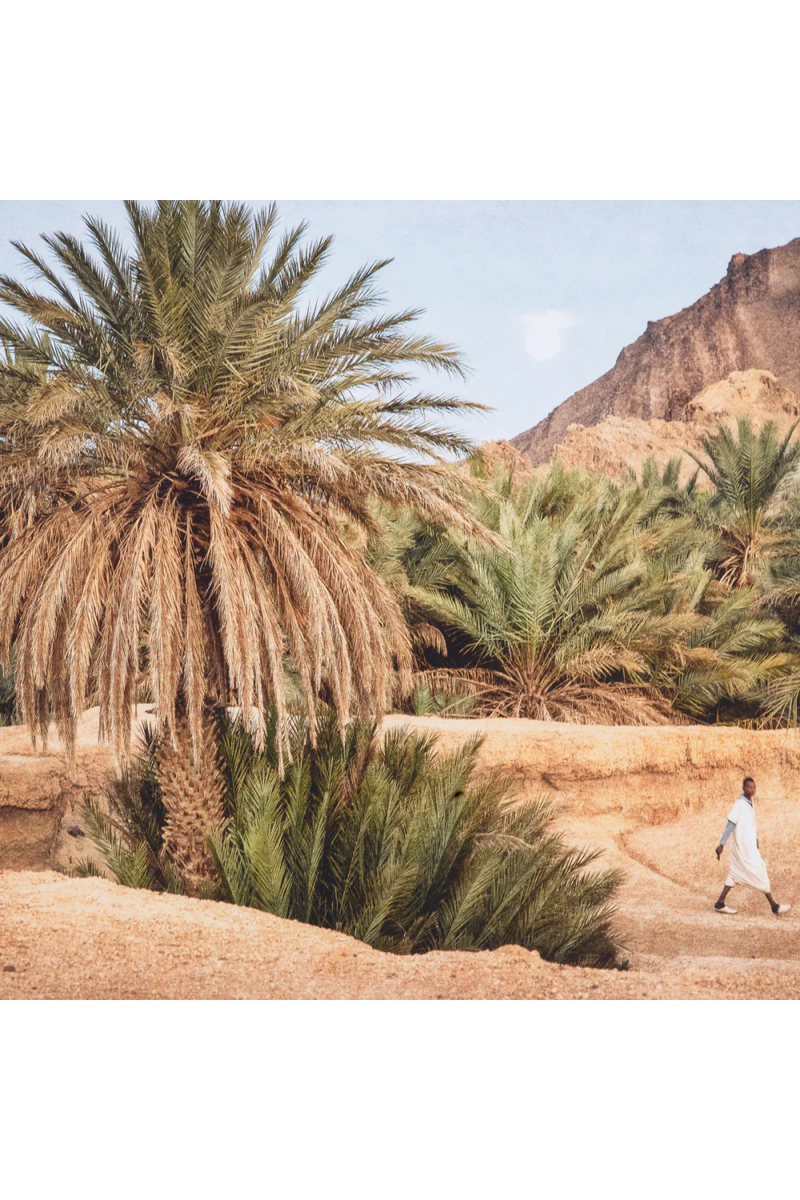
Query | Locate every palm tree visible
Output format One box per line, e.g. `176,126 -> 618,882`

689,417 -> 800,586
641,550 -> 792,721
399,461 -> 798,725
409,476 -> 695,722
0,200 -> 482,892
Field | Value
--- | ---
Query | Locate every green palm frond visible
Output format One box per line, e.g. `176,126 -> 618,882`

687,417 -> 800,586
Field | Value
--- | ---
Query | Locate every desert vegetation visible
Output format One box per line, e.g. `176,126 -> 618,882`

77,711 -> 621,967
381,432 -> 800,728
4,201 -> 800,963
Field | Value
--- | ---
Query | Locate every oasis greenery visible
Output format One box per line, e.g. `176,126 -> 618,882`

78,711 -> 623,968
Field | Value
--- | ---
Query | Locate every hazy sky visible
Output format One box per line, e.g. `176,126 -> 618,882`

1,201 -> 799,445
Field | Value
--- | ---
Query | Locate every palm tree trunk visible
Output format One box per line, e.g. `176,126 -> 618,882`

157,706 -> 225,896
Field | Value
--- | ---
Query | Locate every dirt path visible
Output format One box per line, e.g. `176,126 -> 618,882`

561,806 -> 800,972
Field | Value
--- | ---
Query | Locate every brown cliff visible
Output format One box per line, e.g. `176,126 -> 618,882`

512,238 -> 800,464
551,369 -> 800,482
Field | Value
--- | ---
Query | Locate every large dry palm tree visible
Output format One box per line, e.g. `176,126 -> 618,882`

0,200 -> 482,891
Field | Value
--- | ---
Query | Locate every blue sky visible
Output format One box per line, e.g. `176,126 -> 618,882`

2,201 -> 799,445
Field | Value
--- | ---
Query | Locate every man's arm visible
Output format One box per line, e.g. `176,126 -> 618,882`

716,819 -> 736,859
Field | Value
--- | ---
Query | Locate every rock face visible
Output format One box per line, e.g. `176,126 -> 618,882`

512,239 -> 800,465
0,708 -> 152,871
552,369 -> 800,482
383,715 -> 800,824
469,438 -> 534,482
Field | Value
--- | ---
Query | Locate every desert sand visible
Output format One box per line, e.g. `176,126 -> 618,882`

2,712 -> 800,999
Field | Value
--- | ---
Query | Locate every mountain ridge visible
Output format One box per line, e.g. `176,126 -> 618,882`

512,237 -> 800,464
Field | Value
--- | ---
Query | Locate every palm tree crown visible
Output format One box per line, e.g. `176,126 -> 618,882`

690,417 -> 800,585
408,471 -> 692,722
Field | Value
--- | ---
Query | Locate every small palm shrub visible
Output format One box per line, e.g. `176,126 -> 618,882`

79,724 -> 186,892
77,711 -> 623,967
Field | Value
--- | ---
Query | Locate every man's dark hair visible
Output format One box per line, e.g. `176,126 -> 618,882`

743,776 -> 755,788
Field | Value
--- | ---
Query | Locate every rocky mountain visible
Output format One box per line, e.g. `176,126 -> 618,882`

551,369 -> 800,482
512,238 -> 800,465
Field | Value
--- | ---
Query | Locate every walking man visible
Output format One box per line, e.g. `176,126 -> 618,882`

714,777 -> 790,915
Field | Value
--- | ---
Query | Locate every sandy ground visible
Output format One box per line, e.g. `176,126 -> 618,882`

2,870 -> 800,1000
3,714 -> 800,1000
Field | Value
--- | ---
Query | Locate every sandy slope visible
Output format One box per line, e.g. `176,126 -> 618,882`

2,870 -> 800,1000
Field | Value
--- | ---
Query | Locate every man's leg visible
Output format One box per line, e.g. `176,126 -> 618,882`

764,891 -> 790,914
716,884 -> 733,906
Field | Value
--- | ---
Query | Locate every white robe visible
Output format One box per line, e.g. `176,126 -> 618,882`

725,794 -> 771,892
